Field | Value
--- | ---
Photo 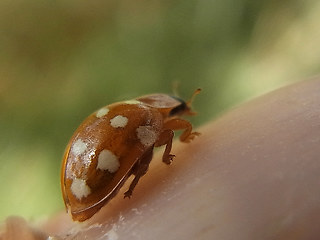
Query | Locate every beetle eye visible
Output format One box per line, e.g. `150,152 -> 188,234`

169,102 -> 187,116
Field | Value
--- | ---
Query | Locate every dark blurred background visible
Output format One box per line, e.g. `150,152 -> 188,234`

1,0 -> 319,220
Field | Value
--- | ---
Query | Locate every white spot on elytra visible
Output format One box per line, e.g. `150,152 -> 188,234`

71,139 -> 87,155
110,115 -> 128,128
124,100 -> 141,105
97,149 -> 120,173
71,178 -> 91,200
96,107 -> 110,118
136,125 -> 157,147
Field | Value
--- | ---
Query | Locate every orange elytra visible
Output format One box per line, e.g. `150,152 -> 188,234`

60,89 -> 201,221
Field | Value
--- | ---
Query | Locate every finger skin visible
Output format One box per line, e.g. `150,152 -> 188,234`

13,78 -> 320,240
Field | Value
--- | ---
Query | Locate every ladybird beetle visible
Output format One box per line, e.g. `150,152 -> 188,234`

61,89 -> 201,221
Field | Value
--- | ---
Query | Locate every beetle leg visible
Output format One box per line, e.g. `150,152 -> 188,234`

163,118 -> 200,143
155,129 -> 175,165
124,147 -> 153,199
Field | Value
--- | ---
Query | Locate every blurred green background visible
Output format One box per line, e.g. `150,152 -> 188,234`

1,0 -> 320,221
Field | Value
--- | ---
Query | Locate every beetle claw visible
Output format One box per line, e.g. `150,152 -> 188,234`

164,154 -> 175,165
124,190 -> 132,199
184,132 -> 201,143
